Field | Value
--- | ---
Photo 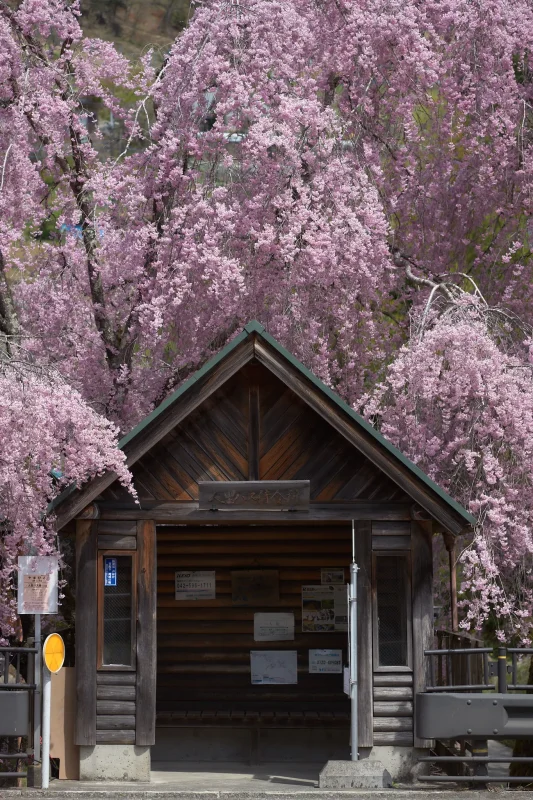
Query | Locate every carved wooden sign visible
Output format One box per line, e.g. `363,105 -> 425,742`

198,480 -> 310,511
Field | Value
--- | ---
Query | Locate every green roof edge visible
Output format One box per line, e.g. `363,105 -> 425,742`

256,326 -> 475,527
118,326 -> 250,449
49,320 -> 475,528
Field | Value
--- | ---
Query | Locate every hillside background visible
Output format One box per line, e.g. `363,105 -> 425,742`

80,0 -> 192,58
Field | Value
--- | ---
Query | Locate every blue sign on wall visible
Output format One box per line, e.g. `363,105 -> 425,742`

104,557 -> 117,587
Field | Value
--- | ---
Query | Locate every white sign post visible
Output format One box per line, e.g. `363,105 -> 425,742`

17,556 -> 59,787
42,634 -> 65,790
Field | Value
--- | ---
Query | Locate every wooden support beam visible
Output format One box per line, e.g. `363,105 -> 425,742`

356,520 -> 373,748
96,502 -> 413,522
443,532 -> 459,632
75,519 -> 98,746
248,383 -> 260,480
411,519 -> 434,748
135,519 -> 157,746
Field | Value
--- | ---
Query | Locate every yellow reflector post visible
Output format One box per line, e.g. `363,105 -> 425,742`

43,633 -> 65,674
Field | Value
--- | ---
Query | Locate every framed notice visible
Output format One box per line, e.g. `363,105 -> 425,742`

250,650 -> 298,684
254,612 -> 294,641
309,649 -> 343,674
175,570 -> 215,600
231,570 -> 279,606
18,556 -> 59,615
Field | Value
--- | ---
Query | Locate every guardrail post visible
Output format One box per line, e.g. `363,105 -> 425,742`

497,647 -> 508,693
472,739 -> 488,788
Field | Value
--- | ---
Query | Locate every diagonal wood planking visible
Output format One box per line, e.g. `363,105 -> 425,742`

108,365 -> 410,504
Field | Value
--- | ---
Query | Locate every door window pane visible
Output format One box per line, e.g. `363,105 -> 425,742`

102,555 -> 133,667
376,555 -> 409,667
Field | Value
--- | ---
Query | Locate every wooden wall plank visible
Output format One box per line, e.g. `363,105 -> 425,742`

97,685 -> 136,701
373,686 -> 413,701
96,716 -> 136,730
356,520 -> 373,748
372,522 -> 410,536
75,519 -> 98,746
97,534 -> 137,550
372,731 -> 413,746
371,535 -> 411,550
136,519 -> 157,746
373,701 -> 413,716
97,701 -> 136,715
96,673 -> 136,686
373,674 -> 413,687
96,730 -> 136,744
373,717 -> 413,732
411,519 -> 434,748
97,521 -> 137,536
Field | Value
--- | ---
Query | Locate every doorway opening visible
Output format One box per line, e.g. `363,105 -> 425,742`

153,522 -> 351,764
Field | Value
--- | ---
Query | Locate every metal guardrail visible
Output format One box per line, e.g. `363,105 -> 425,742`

425,645 -> 533,693
417,643 -> 533,786
0,646 -> 37,780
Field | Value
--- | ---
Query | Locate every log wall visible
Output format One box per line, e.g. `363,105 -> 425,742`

156,524 -> 351,716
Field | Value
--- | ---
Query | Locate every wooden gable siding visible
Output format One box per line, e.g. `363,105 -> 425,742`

103,365 -> 409,505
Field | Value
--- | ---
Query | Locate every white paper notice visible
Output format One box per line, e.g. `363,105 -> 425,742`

254,612 -> 294,641
175,570 -> 216,600
309,649 -> 343,674
250,650 -> 298,684
18,556 -> 58,615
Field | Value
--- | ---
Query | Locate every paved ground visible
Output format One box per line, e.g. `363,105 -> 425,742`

1,747 -> 532,798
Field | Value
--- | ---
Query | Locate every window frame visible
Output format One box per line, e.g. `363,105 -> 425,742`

372,550 -> 412,673
97,549 -> 137,672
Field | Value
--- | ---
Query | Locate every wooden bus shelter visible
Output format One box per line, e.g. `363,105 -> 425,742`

52,321 -> 474,782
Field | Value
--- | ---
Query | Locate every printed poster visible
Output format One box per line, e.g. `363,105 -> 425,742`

302,584 -> 348,632
250,650 -> 298,684
309,648 -> 343,674
254,612 -> 294,641
175,570 -> 216,600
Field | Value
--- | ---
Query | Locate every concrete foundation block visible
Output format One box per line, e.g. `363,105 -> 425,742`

319,759 -> 392,789
362,746 -> 431,782
79,744 -> 150,781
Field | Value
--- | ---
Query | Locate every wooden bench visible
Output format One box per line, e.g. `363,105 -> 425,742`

157,707 -> 350,728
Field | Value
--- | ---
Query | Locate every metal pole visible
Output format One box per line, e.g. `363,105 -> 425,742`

41,663 -> 51,789
497,647 -> 508,693
349,561 -> 359,761
34,614 -> 41,766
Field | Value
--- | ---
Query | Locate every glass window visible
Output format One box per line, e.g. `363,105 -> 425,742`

375,555 -> 410,668
101,554 -> 135,668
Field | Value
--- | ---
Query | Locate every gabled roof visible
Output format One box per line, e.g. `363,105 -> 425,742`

52,320 -> 475,533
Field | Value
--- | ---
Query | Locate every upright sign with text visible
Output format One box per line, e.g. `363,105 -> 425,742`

17,556 -> 59,615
